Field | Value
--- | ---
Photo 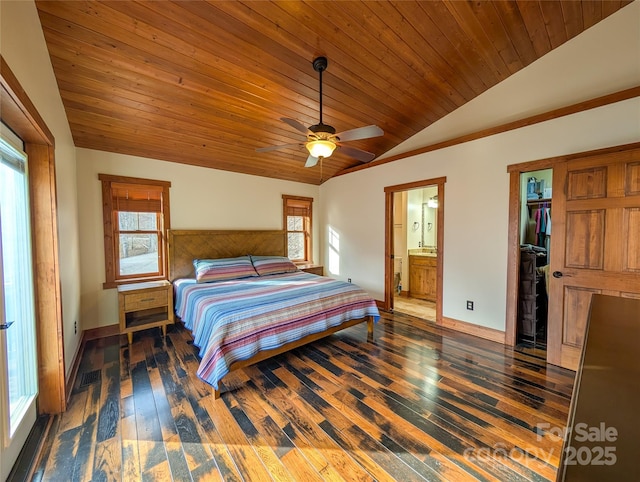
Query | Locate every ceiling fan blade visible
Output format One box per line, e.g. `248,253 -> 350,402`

256,143 -> 302,153
281,117 -> 310,134
304,154 -> 319,168
335,125 -> 383,142
337,144 -> 376,163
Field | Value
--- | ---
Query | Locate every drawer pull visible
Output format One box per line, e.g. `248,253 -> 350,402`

140,297 -> 155,302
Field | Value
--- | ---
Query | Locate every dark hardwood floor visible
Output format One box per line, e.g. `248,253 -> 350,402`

32,310 -> 575,481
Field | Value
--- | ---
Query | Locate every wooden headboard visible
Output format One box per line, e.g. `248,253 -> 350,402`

167,229 -> 286,281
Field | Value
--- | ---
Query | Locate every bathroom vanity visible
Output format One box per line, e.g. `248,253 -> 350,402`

408,249 -> 437,301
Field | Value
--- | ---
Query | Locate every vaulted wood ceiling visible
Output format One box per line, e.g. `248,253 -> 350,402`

36,1 -> 629,185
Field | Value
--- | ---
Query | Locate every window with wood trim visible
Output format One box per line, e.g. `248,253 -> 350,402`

99,174 -> 171,288
282,195 -> 313,263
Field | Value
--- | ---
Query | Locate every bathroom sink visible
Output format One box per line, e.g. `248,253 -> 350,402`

408,248 -> 437,256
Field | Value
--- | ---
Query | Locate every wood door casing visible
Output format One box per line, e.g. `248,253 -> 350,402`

384,177 -> 446,320
547,149 -> 640,370
1,57 -> 66,413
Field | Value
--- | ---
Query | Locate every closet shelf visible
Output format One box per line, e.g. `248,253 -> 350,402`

526,198 -> 552,205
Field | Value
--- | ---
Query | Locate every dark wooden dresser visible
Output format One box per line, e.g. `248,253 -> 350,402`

557,294 -> 640,481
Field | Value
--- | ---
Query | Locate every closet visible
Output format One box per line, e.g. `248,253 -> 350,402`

518,245 -> 547,345
518,171 -> 552,347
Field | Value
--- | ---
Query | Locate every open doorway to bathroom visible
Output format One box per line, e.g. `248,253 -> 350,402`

393,187 -> 438,319
384,177 -> 445,322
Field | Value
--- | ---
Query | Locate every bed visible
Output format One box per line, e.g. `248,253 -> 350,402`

167,229 -> 380,398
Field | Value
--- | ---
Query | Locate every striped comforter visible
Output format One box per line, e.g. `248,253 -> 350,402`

174,271 -> 380,389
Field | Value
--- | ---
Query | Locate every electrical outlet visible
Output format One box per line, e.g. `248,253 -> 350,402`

74,320 -> 77,334
466,301 -> 474,310
347,278 -> 351,283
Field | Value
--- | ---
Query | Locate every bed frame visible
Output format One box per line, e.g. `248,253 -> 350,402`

167,229 -> 374,398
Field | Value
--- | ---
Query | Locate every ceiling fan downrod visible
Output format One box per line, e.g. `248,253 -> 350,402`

313,57 -> 327,125
311,57 -> 334,135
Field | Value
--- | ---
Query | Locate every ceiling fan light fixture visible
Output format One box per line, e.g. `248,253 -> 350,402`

257,56 -> 383,167
306,139 -> 336,159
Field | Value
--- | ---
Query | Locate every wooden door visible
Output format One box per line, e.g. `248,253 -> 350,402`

547,148 -> 640,370
0,133 -> 39,479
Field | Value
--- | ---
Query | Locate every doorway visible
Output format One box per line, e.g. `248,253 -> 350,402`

505,143 -> 640,370
392,187 -> 438,319
515,168 -> 552,357
384,177 -> 446,321
0,128 -> 39,480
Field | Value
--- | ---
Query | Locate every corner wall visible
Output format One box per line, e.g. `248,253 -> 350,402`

319,3 -> 640,332
76,149 -> 319,329
1,1 -> 81,375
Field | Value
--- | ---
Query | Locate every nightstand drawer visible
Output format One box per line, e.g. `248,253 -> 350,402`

124,289 -> 168,311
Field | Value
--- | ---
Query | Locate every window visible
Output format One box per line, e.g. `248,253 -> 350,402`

99,174 -> 171,288
282,195 -> 313,263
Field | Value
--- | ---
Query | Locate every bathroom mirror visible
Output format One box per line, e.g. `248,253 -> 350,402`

421,201 -> 438,249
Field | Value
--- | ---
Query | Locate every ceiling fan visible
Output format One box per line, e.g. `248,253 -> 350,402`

257,56 -> 384,168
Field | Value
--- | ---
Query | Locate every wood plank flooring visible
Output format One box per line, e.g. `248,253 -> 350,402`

392,297 -> 436,320
32,311 -> 575,481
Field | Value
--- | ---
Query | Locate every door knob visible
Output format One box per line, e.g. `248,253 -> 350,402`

552,271 -> 563,278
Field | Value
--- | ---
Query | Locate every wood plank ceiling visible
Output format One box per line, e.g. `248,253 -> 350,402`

35,1 -> 629,185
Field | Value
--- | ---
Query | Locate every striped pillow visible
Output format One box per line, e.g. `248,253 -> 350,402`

250,255 -> 299,276
193,256 -> 258,283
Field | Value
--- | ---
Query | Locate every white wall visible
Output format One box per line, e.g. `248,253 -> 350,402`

76,149 -> 319,329
1,1 -> 81,374
319,3 -> 640,332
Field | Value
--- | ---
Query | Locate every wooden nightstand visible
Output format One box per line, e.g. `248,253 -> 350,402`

298,264 -> 324,276
118,280 -> 174,344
